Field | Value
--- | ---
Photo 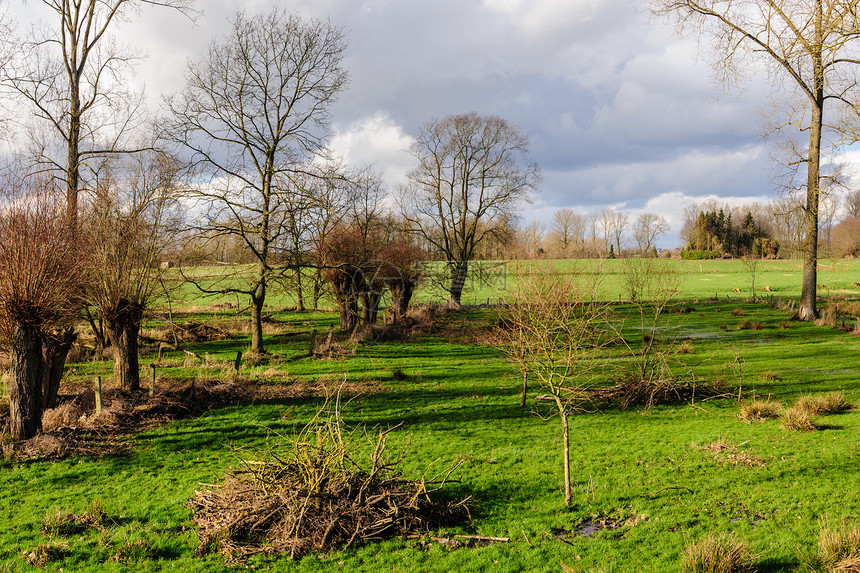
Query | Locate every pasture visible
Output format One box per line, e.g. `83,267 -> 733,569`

2,259 -> 860,572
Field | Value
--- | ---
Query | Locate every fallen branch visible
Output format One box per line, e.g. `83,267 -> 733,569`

453,535 -> 509,543
641,485 -> 693,497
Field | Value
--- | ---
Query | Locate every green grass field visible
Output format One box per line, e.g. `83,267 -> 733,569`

2,259 -> 860,572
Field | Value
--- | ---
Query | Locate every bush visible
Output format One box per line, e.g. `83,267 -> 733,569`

681,250 -> 722,260
680,532 -> 755,573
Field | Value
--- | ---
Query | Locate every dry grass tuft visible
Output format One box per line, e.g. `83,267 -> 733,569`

680,532 -> 755,573
780,405 -> 817,432
42,499 -> 108,535
739,400 -> 783,422
778,320 -> 792,329
819,519 -> 860,572
737,320 -> 752,330
676,340 -> 694,354
730,308 -> 745,317
795,392 -> 852,416
24,542 -> 68,567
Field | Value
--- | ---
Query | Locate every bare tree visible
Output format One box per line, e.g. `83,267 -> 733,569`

0,179 -> 83,439
608,209 -> 629,256
85,150 -> 180,391
402,113 -> 539,306
2,0 -> 194,226
632,212 -> 670,255
845,189 -> 860,220
164,8 -> 348,354
518,220 -> 545,259
655,0 -> 860,320
549,208 -> 584,258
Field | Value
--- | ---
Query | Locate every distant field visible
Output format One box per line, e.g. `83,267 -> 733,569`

164,258 -> 860,311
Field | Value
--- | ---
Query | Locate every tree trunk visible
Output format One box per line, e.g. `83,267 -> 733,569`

250,289 -> 266,354
520,370 -> 528,408
105,303 -> 143,392
554,395 -> 572,507
448,260 -> 468,306
360,291 -> 381,325
10,324 -> 43,440
41,327 -> 76,410
798,79 -> 823,320
295,265 -> 305,311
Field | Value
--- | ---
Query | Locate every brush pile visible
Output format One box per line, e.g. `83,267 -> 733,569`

189,407 -> 470,562
593,377 -> 725,409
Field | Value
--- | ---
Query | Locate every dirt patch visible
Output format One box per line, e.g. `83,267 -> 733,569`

692,441 -> 765,467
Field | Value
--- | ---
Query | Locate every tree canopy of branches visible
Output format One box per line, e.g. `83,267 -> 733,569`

492,266 -> 609,506
2,0 -> 195,225
85,151 -> 181,391
632,212 -> 669,255
164,8 -> 348,354
0,180 -> 84,439
402,113 -> 539,306
654,0 -> 860,319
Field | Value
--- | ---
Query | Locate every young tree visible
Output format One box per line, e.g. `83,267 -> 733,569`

164,8 -> 348,353
654,0 -> 860,319
0,179 -> 83,439
85,150 -> 180,391
492,265 -> 609,506
402,113 -> 540,306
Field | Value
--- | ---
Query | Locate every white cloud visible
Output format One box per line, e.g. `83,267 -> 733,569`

329,113 -> 415,188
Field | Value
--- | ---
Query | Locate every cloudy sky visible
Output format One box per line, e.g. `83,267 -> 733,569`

9,0 -> 810,248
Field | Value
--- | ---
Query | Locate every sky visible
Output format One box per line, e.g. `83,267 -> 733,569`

7,0 -> 827,248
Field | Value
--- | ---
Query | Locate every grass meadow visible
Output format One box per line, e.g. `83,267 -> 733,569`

2,258 -> 860,572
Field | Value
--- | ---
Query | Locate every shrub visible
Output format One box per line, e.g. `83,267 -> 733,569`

737,320 -> 752,330
680,532 -> 755,573
819,519 -> 860,572
681,249 -> 722,260
781,405 -> 817,432
739,400 -> 782,421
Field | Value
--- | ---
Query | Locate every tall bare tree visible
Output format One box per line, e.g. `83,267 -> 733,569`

164,8 -> 348,354
549,208 -> 584,257
845,189 -> 860,219
402,113 -> 540,306
2,0 -> 194,226
655,0 -> 860,319
632,212 -> 670,255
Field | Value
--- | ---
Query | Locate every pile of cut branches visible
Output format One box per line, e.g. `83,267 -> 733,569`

189,400 -> 470,562
592,377 -> 726,409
